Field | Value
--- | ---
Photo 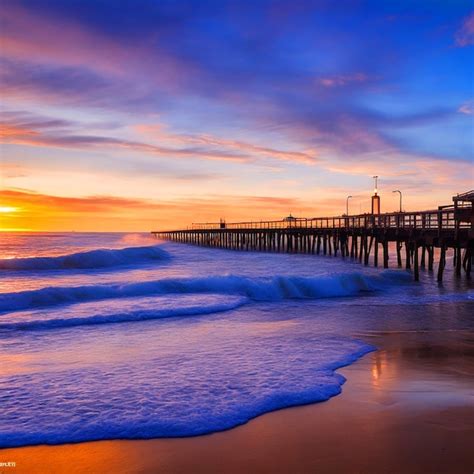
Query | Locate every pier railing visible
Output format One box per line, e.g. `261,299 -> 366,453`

191,209 -> 469,231
153,192 -> 473,282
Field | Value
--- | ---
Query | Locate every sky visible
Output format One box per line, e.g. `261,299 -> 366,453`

0,0 -> 473,231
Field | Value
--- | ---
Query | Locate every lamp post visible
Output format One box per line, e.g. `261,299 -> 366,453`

371,176 -> 380,214
373,175 -> 378,194
392,190 -> 402,212
346,195 -> 353,216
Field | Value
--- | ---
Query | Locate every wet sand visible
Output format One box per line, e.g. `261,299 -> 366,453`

1,329 -> 473,474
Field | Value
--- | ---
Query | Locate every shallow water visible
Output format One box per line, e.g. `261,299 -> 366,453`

0,232 -> 472,448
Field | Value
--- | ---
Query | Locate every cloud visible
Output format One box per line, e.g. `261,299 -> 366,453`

2,184 -> 465,233
0,163 -> 27,179
134,124 -> 318,164
323,151 -> 474,194
458,101 -> 473,115
0,189 -> 155,212
0,118 -> 247,163
0,188 -> 322,231
0,3 -> 188,85
0,110 -> 75,130
1,1 -> 467,164
318,73 -> 371,88
455,12 -> 474,47
1,112 -> 318,165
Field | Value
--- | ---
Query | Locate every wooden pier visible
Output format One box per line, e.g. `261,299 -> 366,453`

152,191 -> 474,282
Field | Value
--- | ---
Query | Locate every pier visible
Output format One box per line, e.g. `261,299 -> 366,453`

152,191 -> 474,282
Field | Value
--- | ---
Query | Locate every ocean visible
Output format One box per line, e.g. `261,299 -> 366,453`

0,232 -> 472,448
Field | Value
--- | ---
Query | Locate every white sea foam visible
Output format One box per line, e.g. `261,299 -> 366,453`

0,330 -> 374,447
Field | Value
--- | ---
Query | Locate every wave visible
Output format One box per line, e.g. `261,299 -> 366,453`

0,333 -> 374,448
0,295 -> 248,331
0,245 -> 170,271
0,272 -> 396,313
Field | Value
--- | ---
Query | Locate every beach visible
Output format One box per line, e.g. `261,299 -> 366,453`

2,1 -> 473,470
2,304 -> 473,474
3,1 -> 473,471
0,234 -> 473,473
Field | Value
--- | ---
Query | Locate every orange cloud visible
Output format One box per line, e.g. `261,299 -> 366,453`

0,124 -> 39,139
1,183 -> 466,233
0,188 -> 335,232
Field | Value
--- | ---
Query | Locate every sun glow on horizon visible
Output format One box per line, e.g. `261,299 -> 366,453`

0,206 -> 21,213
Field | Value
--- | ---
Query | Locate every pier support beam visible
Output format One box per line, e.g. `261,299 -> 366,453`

414,245 -> 419,281
383,240 -> 389,268
405,242 -> 411,270
437,245 -> 446,282
455,247 -> 462,277
396,241 -> 402,267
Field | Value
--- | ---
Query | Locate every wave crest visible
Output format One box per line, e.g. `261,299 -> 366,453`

0,294 -> 248,331
0,246 -> 170,271
0,272 -> 383,313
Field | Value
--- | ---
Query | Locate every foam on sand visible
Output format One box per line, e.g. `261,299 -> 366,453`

0,328 -> 374,448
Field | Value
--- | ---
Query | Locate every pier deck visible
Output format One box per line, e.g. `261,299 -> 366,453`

152,191 -> 474,281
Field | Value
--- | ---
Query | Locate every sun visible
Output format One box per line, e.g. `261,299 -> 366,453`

0,206 -> 20,213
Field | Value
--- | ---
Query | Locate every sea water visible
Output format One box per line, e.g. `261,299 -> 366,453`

0,233 -> 472,447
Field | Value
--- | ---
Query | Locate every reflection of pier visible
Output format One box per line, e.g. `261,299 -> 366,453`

152,191 -> 473,282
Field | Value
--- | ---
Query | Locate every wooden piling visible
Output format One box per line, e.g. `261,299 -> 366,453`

414,244 -> 419,281
455,247 -> 462,276
405,242 -> 411,270
374,239 -> 379,267
437,245 -> 446,282
383,240 -> 389,268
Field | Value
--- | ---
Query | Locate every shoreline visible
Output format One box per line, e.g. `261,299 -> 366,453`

2,328 -> 473,474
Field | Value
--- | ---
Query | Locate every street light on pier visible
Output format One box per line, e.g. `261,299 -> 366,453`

346,195 -> 353,216
371,176 -> 380,214
373,175 -> 378,193
392,190 -> 402,213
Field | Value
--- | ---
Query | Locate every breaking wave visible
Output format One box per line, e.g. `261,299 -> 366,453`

0,272 -> 398,313
0,245 -> 170,271
0,294 -> 248,331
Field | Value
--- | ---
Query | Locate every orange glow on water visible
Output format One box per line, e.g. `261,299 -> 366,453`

371,350 -> 389,389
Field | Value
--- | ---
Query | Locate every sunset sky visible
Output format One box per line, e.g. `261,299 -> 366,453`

1,0 -> 473,231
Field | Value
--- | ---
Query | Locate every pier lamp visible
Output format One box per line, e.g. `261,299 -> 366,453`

392,190 -> 402,212
346,195 -> 352,216
371,176 -> 380,214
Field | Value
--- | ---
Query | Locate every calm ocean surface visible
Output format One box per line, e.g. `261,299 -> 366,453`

0,232 -> 472,448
